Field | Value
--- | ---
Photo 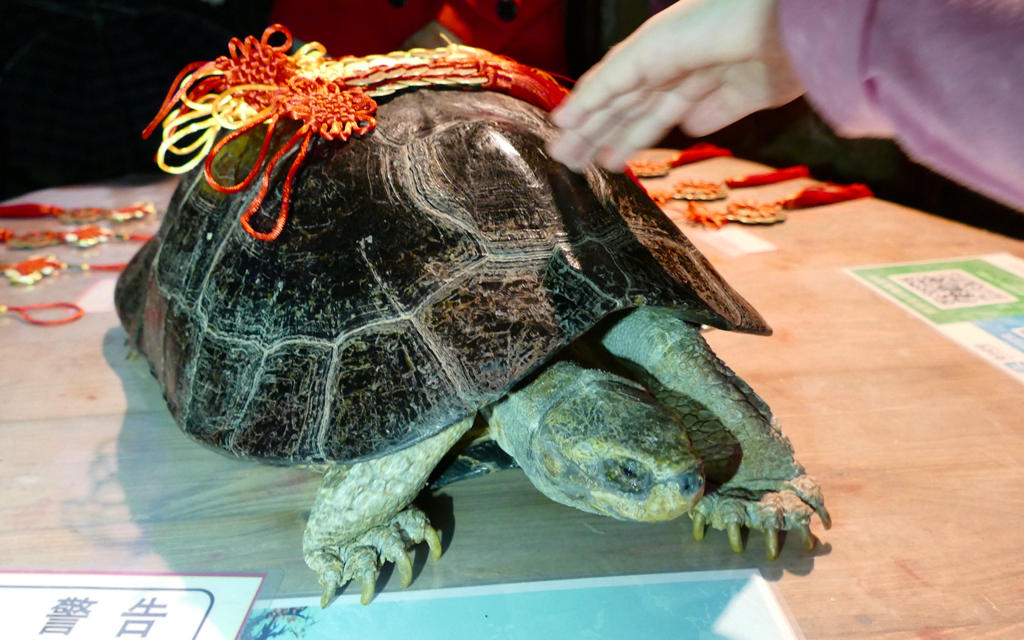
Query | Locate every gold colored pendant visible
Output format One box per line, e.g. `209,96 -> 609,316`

672,180 -> 728,201
645,189 -> 673,205
725,201 -> 787,225
2,255 -> 66,285
54,202 -> 157,224
626,159 -> 671,178
5,231 -> 63,249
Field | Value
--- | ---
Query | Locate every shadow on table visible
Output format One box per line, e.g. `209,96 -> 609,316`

100,324 -> 828,608
100,325 -> 454,603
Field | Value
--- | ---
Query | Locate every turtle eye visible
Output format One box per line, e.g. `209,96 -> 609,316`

603,458 -> 650,494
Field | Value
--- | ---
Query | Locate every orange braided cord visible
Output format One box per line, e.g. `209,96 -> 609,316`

0,303 -> 84,326
145,25 -> 568,242
683,202 -> 727,229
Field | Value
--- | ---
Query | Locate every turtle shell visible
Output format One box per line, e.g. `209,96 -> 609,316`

115,89 -> 770,466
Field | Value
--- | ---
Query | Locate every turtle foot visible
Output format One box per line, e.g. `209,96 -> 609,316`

690,473 -> 829,561
305,506 -> 442,607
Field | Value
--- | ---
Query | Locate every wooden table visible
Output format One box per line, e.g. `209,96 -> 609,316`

2,157 -> 1022,639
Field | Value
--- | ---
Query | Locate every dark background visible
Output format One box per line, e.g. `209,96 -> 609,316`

2,0 -> 1020,238
0,0 -> 273,201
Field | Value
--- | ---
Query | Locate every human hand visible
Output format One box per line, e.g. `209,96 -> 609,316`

547,0 -> 804,172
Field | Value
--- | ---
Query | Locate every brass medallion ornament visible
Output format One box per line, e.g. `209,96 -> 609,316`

626,159 -> 671,178
672,180 -> 728,201
726,200 -> 788,225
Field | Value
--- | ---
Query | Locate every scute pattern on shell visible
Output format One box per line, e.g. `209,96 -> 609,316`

115,90 -> 769,466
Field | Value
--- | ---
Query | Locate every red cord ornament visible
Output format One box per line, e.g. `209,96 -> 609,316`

0,201 -> 152,325
725,165 -> 810,188
0,201 -> 156,224
634,147 -> 873,227
781,183 -> 873,208
719,183 -> 873,224
626,143 -> 734,178
2,255 -> 127,285
145,24 -> 569,242
0,303 -> 85,326
1,225 -> 152,249
669,143 -> 733,167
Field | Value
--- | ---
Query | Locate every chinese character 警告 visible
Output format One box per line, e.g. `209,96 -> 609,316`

116,597 -> 168,638
39,597 -> 98,636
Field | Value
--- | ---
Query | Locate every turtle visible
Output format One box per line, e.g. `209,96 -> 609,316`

115,87 -> 829,607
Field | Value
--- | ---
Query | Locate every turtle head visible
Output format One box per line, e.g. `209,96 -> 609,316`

513,368 -> 704,522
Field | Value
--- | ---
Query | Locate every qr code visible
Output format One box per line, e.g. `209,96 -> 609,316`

889,269 -> 1017,309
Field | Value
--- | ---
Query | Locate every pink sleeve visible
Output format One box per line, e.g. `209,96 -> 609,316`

778,0 -> 1024,213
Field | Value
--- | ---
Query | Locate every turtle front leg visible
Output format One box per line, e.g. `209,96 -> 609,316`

602,307 -> 830,559
304,416 -> 474,606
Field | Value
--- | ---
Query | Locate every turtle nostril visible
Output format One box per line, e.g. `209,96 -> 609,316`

672,470 -> 705,498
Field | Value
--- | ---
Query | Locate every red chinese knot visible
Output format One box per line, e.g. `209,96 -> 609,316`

145,24 -> 568,241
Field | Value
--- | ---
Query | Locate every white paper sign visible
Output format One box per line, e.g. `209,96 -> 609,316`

687,226 -> 778,256
0,572 -> 263,640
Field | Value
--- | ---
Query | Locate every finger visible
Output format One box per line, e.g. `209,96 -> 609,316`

572,88 -> 655,141
551,48 -> 650,129
682,88 -> 755,137
553,0 -> 729,127
548,90 -> 656,169
592,67 -> 727,170
681,60 -> 798,136
595,93 -> 692,171
588,92 -> 671,170
546,130 -> 596,172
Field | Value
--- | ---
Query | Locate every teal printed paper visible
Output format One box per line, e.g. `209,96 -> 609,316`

847,253 -> 1024,384
243,570 -> 798,640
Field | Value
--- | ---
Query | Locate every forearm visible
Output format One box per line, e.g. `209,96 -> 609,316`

778,0 -> 1024,211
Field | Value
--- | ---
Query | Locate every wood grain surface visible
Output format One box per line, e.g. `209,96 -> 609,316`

2,157 -> 1022,639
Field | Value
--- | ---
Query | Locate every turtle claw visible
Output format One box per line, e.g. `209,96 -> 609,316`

309,552 -> 344,608
816,505 -> 832,530
359,573 -> 377,605
692,512 -> 706,541
688,473 -> 827,559
319,571 -> 341,609
320,581 -> 338,609
304,506 -> 442,607
424,524 -> 443,561
765,528 -> 779,561
396,550 -> 414,588
727,522 -> 743,553
796,524 -> 816,551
